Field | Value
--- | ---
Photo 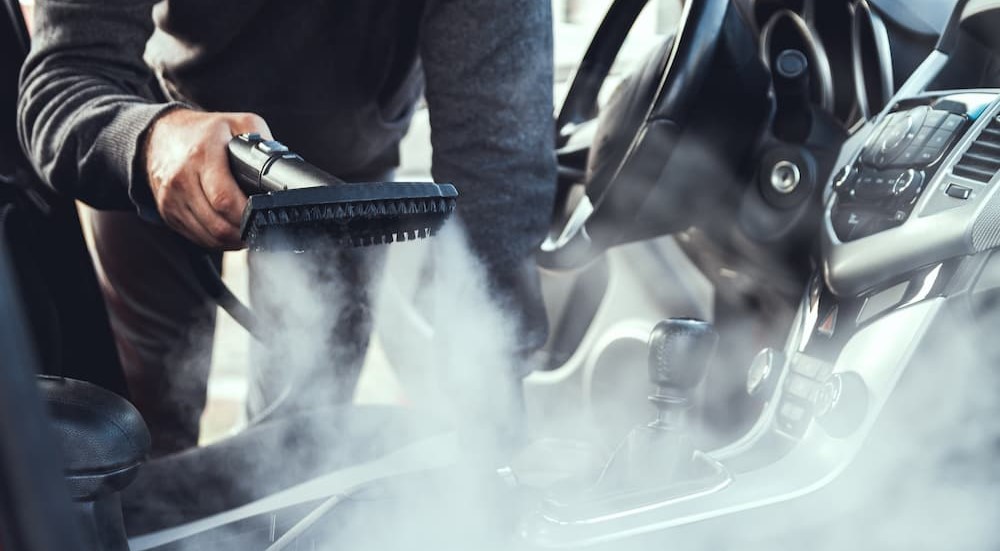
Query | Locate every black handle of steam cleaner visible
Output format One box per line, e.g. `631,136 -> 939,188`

202,134 -> 346,344
228,133 -> 344,195
190,133 -> 327,344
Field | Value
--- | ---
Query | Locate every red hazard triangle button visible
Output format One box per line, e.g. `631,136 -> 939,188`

818,306 -> 838,337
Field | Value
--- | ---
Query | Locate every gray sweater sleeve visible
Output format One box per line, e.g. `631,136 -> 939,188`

420,0 -> 557,279
17,0 -> 183,214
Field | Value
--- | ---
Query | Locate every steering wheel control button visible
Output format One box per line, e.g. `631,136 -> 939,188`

771,161 -> 801,194
946,183 -> 972,200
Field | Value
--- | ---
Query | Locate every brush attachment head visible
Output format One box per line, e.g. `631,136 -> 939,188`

240,182 -> 458,251
228,134 -> 458,251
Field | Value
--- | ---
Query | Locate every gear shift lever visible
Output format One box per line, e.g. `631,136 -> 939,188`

599,319 -> 718,488
647,318 -> 718,433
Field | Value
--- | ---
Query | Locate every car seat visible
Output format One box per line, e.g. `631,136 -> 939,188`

0,0 -> 129,398
1,2 -> 151,550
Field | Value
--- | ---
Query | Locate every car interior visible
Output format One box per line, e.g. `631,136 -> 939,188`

3,0 -> 1000,549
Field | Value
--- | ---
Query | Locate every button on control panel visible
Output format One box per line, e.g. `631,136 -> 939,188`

831,106 -> 969,242
861,106 -> 965,169
775,354 -> 834,438
945,183 -> 972,199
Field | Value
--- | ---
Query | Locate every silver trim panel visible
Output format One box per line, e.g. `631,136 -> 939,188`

852,0 -> 896,119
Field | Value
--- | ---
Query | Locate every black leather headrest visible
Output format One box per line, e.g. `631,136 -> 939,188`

37,376 -> 150,500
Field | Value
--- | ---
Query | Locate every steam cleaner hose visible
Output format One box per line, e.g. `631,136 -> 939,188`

188,252 -> 264,341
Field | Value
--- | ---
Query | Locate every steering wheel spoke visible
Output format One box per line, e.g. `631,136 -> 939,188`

543,0 -> 773,271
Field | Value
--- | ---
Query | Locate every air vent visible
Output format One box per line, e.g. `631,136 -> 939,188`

953,116 -> 1000,183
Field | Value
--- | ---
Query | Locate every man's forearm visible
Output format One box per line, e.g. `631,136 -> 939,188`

17,0 -> 180,213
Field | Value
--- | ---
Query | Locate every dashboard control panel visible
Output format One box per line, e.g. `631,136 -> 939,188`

832,105 -> 969,241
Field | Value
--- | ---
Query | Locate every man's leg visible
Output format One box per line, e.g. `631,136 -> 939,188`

244,166 -> 394,420
88,209 -> 219,457
246,246 -> 386,419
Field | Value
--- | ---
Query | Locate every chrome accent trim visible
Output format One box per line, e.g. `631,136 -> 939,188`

541,194 -> 594,252
899,264 -> 943,308
771,160 -> 802,194
852,0 -> 895,119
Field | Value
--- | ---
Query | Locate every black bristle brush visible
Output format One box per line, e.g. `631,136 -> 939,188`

228,133 -> 458,251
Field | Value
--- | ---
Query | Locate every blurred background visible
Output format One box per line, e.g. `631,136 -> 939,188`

18,0 -> 683,442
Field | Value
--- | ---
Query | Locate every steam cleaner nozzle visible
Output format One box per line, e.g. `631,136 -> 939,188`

228,133 -> 458,251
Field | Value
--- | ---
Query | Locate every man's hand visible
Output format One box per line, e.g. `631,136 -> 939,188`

145,109 -> 272,249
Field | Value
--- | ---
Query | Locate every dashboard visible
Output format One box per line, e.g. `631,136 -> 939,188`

728,0 -> 1000,298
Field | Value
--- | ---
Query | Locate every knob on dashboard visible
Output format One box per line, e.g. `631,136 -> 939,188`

891,169 -> 923,197
774,49 -> 809,95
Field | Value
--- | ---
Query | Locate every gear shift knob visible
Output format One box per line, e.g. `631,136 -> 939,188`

648,318 -> 718,396
593,319 -> 720,490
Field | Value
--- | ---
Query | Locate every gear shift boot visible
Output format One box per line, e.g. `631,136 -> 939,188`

521,320 -> 731,543
600,318 -> 718,489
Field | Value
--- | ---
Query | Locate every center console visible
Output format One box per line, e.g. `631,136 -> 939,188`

830,99 -> 978,242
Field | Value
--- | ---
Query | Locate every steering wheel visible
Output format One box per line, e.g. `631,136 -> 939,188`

541,0 -> 765,270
